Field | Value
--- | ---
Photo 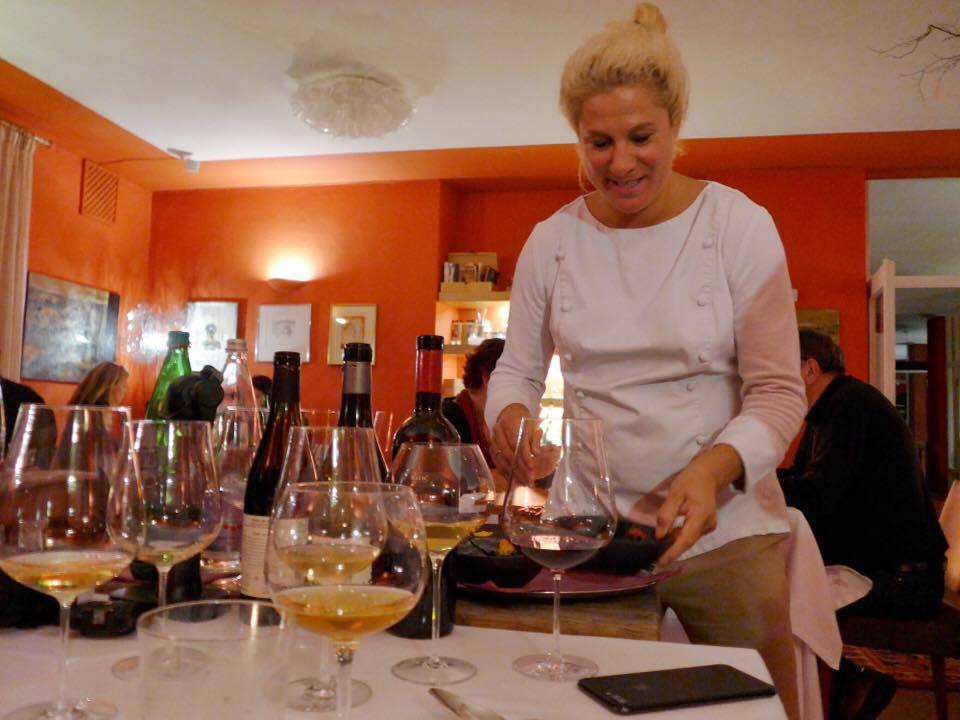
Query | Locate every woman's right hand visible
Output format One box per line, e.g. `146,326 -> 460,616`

490,403 -> 532,471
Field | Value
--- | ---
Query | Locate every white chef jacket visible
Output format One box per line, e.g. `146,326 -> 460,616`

486,182 -> 806,560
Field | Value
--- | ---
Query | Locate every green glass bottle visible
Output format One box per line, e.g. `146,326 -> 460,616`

145,331 -> 192,419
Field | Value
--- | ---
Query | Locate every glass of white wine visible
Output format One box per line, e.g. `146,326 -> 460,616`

276,426 -> 385,713
390,442 -> 494,685
267,481 -> 428,720
111,419 -> 222,679
0,404 -> 145,720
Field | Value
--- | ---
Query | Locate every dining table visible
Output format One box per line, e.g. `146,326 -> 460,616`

0,588 -> 786,719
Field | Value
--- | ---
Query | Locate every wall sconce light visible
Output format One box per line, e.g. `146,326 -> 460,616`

266,277 -> 308,292
167,147 -> 200,173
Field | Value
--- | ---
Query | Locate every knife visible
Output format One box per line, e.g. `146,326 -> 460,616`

429,688 -> 508,720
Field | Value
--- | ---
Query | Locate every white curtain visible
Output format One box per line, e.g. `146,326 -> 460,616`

0,122 -> 36,381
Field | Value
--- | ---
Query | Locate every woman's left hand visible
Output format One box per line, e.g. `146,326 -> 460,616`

654,444 -> 744,565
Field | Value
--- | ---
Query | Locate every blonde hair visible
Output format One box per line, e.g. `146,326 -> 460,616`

69,361 -> 129,406
559,3 -> 689,130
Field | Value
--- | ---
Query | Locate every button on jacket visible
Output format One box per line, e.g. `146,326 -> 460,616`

486,183 -> 806,560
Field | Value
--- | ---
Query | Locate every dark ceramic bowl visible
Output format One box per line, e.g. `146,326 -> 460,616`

579,522 -> 670,575
455,527 -> 541,588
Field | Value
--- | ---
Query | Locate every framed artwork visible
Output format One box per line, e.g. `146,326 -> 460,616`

327,304 -> 377,364
184,301 -> 239,371
256,303 -> 312,363
796,308 -> 840,344
20,273 -> 120,383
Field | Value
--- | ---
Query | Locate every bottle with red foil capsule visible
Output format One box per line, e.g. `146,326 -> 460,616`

390,335 -> 460,457
388,334 -> 460,639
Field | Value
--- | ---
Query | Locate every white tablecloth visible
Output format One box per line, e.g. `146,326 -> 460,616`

0,624 -> 785,719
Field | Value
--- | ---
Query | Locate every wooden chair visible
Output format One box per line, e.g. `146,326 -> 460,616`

836,601 -> 960,720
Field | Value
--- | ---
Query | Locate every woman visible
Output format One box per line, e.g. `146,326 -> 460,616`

69,361 -> 129,406
442,338 -> 504,466
486,5 -> 806,717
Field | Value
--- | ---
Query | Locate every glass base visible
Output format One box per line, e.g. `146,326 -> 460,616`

3,697 -> 117,720
286,678 -> 372,712
512,652 -> 598,682
111,647 -> 207,681
390,655 -> 477,685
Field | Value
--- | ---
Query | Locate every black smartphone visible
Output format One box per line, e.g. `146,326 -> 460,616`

577,664 -> 776,715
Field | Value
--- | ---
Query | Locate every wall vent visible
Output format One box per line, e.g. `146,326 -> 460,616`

80,159 -> 118,223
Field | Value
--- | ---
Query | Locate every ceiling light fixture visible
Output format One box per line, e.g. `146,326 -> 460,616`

167,147 -> 200,173
290,68 -> 413,139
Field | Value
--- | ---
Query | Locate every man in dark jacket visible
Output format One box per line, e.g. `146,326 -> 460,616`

778,330 -> 948,719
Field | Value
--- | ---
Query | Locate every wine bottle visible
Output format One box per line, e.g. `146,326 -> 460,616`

337,342 -> 389,479
240,351 -> 303,598
388,334 -> 461,639
391,334 -> 461,455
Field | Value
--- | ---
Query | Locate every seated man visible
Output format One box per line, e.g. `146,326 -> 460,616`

778,330 -> 947,718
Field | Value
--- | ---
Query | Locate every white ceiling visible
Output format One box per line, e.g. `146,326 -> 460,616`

1,0 -> 958,161
2,0 -> 959,329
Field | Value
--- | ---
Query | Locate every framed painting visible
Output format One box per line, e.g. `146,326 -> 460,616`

327,304 -> 377,364
256,303 -> 312,363
184,301 -> 239,371
796,308 -> 840,344
20,273 -> 120,383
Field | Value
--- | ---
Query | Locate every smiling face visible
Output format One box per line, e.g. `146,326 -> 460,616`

577,84 -> 680,228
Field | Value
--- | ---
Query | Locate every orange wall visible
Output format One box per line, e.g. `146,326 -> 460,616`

23,144 -> 153,411
449,170 -> 868,379
150,182 -> 449,422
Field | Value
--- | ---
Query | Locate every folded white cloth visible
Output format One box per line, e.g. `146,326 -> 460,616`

824,565 -> 873,611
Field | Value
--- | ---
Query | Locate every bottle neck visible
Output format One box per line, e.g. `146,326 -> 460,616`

270,364 -> 301,407
413,348 -> 443,414
339,360 -> 373,427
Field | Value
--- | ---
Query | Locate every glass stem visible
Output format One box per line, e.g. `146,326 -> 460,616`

547,571 -> 563,664
334,643 -> 355,720
55,602 -> 72,714
157,566 -> 170,608
428,555 -> 444,667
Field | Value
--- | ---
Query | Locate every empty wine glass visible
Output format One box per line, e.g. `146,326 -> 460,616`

373,410 -> 393,459
275,426 -> 385,712
111,420 -> 222,680
301,409 -> 337,427
0,404 -> 145,719
204,407 -> 262,584
390,442 -> 494,685
268,482 -> 428,720
501,417 -> 616,681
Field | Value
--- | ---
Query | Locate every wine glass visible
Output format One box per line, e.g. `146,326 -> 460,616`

0,404 -> 145,720
204,407 -> 262,585
276,426 -> 384,712
390,442 -> 494,685
301,408 -> 337,427
111,420 -> 222,680
373,410 -> 393,459
268,481 -> 428,720
501,417 -> 616,681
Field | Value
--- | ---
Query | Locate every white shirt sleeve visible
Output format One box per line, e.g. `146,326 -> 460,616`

714,206 -> 806,492
485,222 -> 556,429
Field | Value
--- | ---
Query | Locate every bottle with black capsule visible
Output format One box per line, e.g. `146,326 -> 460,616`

240,351 -> 303,599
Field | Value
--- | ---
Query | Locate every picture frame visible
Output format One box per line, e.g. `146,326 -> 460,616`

20,272 -> 120,383
327,304 -> 377,365
256,303 -> 312,363
184,300 -> 239,371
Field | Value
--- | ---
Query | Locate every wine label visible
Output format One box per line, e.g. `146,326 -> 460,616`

240,514 -> 272,598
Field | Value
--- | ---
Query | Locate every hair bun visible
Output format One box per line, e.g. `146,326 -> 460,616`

633,2 -> 667,33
